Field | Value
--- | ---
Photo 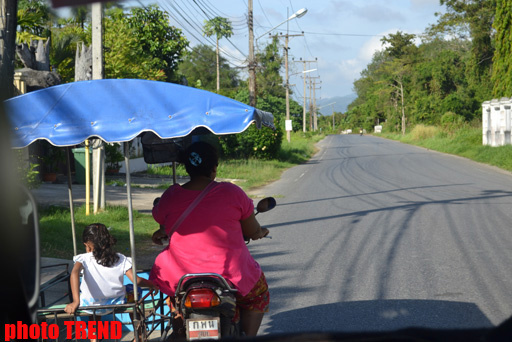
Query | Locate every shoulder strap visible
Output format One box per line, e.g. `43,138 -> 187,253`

167,181 -> 218,238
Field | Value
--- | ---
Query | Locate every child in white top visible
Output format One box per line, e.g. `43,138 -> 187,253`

65,223 -> 158,340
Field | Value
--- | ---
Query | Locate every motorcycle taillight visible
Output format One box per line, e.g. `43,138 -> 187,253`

184,289 -> 221,308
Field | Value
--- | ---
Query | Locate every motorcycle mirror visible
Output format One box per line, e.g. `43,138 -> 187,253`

256,197 -> 276,214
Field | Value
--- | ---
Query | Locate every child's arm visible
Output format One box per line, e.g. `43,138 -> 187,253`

64,262 -> 83,314
126,269 -> 159,292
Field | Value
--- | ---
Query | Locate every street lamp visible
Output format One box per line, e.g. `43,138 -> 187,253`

250,7 -> 307,108
256,8 -> 308,42
254,8 -> 308,142
291,68 -> 317,76
291,68 -> 317,133
284,9 -> 307,142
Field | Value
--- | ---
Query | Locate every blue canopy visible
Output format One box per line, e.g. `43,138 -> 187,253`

5,79 -> 274,148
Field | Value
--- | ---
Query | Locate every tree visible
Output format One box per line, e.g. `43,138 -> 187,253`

102,6 -> 188,81
16,0 -> 53,42
428,0 -> 496,102
256,36 -> 285,98
381,31 -> 416,59
203,17 -> 233,92
218,88 -> 283,160
50,22 -> 88,82
178,44 -> 240,93
380,31 -> 416,135
126,5 -> 189,82
491,0 -> 512,97
70,5 -> 89,29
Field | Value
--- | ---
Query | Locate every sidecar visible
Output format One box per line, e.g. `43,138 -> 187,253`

3,79 -> 274,341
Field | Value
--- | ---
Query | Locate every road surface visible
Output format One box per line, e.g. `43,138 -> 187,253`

252,134 -> 512,335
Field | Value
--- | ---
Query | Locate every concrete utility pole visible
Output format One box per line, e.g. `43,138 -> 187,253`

307,76 -> 321,131
91,2 -> 105,213
313,81 -> 321,131
295,58 -> 317,132
309,78 -> 313,131
278,31 -> 303,142
257,7 -> 306,140
248,0 -> 256,107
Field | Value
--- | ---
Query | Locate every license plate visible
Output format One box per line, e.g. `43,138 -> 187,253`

186,318 -> 221,340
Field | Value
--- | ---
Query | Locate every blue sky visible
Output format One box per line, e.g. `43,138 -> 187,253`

127,1 -> 446,101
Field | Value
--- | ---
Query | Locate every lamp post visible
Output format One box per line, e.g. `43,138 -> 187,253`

284,9 -> 307,142
254,8 -> 307,142
291,68 -> 317,133
251,7 -> 307,110
255,8 -> 308,42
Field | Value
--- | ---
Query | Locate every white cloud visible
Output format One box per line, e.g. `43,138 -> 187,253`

334,30 -> 393,87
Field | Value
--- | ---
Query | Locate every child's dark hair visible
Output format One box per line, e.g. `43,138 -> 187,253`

83,223 -> 119,267
181,142 -> 218,178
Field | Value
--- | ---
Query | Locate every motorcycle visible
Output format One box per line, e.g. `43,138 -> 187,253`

163,197 -> 276,341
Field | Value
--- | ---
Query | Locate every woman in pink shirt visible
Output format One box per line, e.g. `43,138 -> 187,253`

149,141 -> 269,336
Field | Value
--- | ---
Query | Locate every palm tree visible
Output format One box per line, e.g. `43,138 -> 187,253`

203,17 -> 233,93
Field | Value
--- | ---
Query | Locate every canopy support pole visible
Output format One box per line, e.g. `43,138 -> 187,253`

172,161 -> 177,185
66,147 -> 77,256
123,142 -> 141,337
124,142 -> 138,292
85,140 -> 90,215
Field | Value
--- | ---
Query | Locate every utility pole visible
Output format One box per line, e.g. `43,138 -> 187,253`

313,81 -> 321,131
92,5 -> 103,79
284,32 -> 290,142
278,31 -> 303,142
295,58 -> 317,132
253,7 -> 306,115
91,2 -> 105,213
0,0 -> 18,100
313,83 -> 317,131
248,0 -> 256,107
309,78 -> 313,131
307,76 -> 321,131
302,71 -> 307,132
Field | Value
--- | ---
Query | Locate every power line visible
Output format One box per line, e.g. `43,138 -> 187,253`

158,2 -> 244,68
198,0 -> 247,23
160,0 -> 247,63
173,0 -> 248,60
257,0 -> 274,29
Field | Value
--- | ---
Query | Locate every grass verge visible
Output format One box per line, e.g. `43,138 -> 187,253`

380,125 -> 512,173
40,205 -> 159,261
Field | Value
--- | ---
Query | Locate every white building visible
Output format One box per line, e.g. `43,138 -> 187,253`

482,98 -> 512,146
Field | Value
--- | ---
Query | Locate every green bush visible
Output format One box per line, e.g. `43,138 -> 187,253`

219,125 -> 283,159
105,143 -> 124,170
217,88 -> 284,159
20,162 -> 41,189
441,111 -> 465,130
14,150 -> 40,189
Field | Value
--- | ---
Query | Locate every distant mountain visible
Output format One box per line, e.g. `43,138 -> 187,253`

317,93 -> 357,115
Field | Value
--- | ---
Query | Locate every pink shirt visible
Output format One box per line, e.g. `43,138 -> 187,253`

149,182 -> 261,296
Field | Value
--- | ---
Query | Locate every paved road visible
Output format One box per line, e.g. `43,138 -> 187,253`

253,134 -> 512,335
